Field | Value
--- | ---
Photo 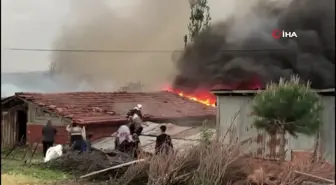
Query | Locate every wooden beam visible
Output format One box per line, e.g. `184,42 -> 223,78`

294,170 -> 335,184
80,158 -> 147,179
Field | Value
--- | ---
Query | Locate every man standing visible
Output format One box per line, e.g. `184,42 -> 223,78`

155,125 -> 173,155
42,120 -> 57,157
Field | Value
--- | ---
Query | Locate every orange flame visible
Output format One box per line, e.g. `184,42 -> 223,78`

164,86 -> 216,107
177,91 -> 216,107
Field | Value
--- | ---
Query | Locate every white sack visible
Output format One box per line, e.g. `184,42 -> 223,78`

44,144 -> 63,162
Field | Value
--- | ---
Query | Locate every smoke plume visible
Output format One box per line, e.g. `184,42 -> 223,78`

50,0 -> 190,91
174,0 -> 335,91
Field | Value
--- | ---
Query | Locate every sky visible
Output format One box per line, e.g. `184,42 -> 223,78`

1,0 -> 68,72
0,0 -> 140,73
1,0 -> 236,73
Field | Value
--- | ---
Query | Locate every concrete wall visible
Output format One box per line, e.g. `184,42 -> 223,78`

216,94 -> 335,162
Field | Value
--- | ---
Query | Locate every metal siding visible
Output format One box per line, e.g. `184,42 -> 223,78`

288,134 -> 315,151
218,96 -> 244,144
288,96 -> 331,152
218,95 -> 290,160
216,96 -> 220,139
287,96 -> 335,163
321,96 -> 335,163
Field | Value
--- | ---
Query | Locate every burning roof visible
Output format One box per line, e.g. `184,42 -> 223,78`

3,91 -> 216,125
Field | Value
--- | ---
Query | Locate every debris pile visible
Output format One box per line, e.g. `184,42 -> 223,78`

39,144 -> 334,185
42,150 -> 134,178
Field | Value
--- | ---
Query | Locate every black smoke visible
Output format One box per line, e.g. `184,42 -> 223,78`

173,0 -> 335,91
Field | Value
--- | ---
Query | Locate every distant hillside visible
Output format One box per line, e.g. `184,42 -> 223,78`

2,71 -> 50,85
1,71 -> 93,98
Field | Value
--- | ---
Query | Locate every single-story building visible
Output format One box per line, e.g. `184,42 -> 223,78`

1,91 -> 216,149
211,88 -> 335,163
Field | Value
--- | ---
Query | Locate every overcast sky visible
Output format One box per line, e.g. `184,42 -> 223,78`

1,0 -> 235,73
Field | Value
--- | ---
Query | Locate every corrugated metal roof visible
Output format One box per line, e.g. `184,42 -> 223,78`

211,88 -> 335,96
4,91 -> 215,125
92,122 -> 216,154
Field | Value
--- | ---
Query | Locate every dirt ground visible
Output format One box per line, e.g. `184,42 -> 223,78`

1,174 -> 42,185
1,148 -> 69,185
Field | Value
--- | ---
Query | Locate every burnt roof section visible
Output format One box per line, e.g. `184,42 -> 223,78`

211,88 -> 335,96
3,91 -> 215,125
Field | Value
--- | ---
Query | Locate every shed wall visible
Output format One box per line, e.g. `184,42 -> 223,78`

217,95 -> 335,162
1,111 -> 18,148
320,96 -> 335,163
217,96 -> 247,143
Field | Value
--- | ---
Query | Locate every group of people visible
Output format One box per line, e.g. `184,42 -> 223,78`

42,120 -> 92,158
115,104 -> 174,156
41,104 -> 174,160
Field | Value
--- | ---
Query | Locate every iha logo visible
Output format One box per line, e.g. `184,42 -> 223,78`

272,29 -> 298,39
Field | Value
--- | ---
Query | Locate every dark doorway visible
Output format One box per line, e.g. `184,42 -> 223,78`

17,110 -> 28,145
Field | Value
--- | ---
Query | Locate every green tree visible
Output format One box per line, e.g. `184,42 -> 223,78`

252,76 -> 323,161
186,0 -> 211,44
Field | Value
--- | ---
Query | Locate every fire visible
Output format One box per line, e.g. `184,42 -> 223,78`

164,76 -> 262,107
177,91 -> 216,107
165,87 -> 216,107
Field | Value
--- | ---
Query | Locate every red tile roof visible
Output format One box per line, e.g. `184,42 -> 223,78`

13,91 -> 215,125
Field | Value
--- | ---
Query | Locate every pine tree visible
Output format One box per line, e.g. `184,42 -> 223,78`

252,76 -> 323,161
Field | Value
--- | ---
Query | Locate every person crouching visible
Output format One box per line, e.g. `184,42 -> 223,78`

66,123 -> 84,152
115,125 -> 134,154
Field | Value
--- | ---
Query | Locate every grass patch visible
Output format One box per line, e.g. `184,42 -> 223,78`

1,147 -> 70,182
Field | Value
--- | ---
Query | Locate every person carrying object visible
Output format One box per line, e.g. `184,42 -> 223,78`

66,123 -> 84,152
126,104 -> 146,135
42,120 -> 57,157
126,104 -> 143,121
